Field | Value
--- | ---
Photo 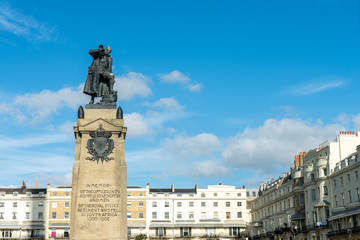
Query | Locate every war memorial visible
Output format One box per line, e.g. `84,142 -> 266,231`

70,45 -> 128,240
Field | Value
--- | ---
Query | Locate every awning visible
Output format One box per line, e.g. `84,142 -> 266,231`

291,213 -> 305,220
329,206 -> 360,221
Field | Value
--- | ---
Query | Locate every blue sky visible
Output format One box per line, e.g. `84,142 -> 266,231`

0,0 -> 359,189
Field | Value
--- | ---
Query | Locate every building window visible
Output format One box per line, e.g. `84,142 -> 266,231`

65,202 -> 70,208
65,192 -> 70,196
201,193 -> 205,197
205,227 -> 216,237
323,168 -> 327,176
237,202 -> 242,206
26,192 -> 31,197
311,173 -> 315,182
253,192 -> 256,197
127,201 -> 131,207
53,192 -> 57,196
13,192 -> 18,196
189,193 -> 194,197
180,227 -> 191,237
127,212 -> 131,219
38,212 -> 43,219
52,212 -> 56,219
311,189 -> 316,201
177,202 -> 182,207
333,179 -> 336,188
299,194 -> 304,204
0,202 -> 4,207
156,228 -> 166,237
325,207 -> 330,218
341,193 -> 345,205
201,212 -> 206,219
152,193 -> 156,197
177,212 -> 182,219
226,202 -> 230,207
213,202 -> 218,207
13,202 -> 17,208
348,191 -> 352,203
237,212 -> 242,218
65,212 -> 69,219
164,193 -> 169,197
177,193 -> 182,197
214,212 -> 218,219
26,202 -> 30,207
165,212 -> 169,219
38,202 -> 44,207
152,202 -> 157,207
341,177 -> 344,186
229,227 -> 240,237
139,201 -> 144,207
324,186 -> 328,196
213,193 -> 217,197
152,212 -> 157,219
226,212 -> 231,219
335,195 -> 338,207
52,202 -> 57,208
26,212 -> 30,219
164,202 -> 169,207
226,193 -> 230,197
12,212 -> 17,219
139,212 -> 144,218
139,193 -> 144,196
0,192 -> 4,196
348,174 -> 351,183
189,212 -> 194,219
128,193 -> 131,196
237,193 -> 241,197
355,171 -> 359,180
189,202 -> 194,207
0,212 -> 3,219
201,202 -> 206,207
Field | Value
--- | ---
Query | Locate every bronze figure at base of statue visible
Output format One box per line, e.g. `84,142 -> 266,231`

85,91 -> 118,109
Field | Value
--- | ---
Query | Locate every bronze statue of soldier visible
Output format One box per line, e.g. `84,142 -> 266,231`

84,45 -> 117,108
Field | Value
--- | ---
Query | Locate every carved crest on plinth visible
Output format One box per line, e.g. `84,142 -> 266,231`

86,124 -> 114,164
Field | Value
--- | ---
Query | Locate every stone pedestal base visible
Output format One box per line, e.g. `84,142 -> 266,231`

70,108 -> 127,240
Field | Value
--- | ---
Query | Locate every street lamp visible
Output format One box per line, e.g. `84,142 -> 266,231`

347,229 -> 352,240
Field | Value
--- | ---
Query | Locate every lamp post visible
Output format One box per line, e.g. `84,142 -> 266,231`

347,229 -> 352,240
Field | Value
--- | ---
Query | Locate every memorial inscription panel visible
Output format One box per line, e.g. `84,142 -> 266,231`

77,183 -> 121,222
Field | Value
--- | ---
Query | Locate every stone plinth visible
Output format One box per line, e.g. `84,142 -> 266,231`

70,108 -> 127,240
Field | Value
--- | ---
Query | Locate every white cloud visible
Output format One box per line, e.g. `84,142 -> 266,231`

159,70 -> 203,92
222,118 -> 343,171
0,3 -> 57,42
160,70 -> 190,83
188,160 -> 231,178
146,97 -> 185,111
161,133 -> 221,159
13,84 -> 87,124
352,114 -> 360,131
124,112 -> 150,138
188,83 -> 203,92
0,133 -> 69,150
115,72 -> 152,100
288,77 -> 345,96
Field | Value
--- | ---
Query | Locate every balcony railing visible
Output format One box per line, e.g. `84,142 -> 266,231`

328,227 -> 360,237
148,233 -> 248,239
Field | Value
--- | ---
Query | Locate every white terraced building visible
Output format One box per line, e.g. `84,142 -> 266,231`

0,181 -> 47,239
146,183 -> 257,239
